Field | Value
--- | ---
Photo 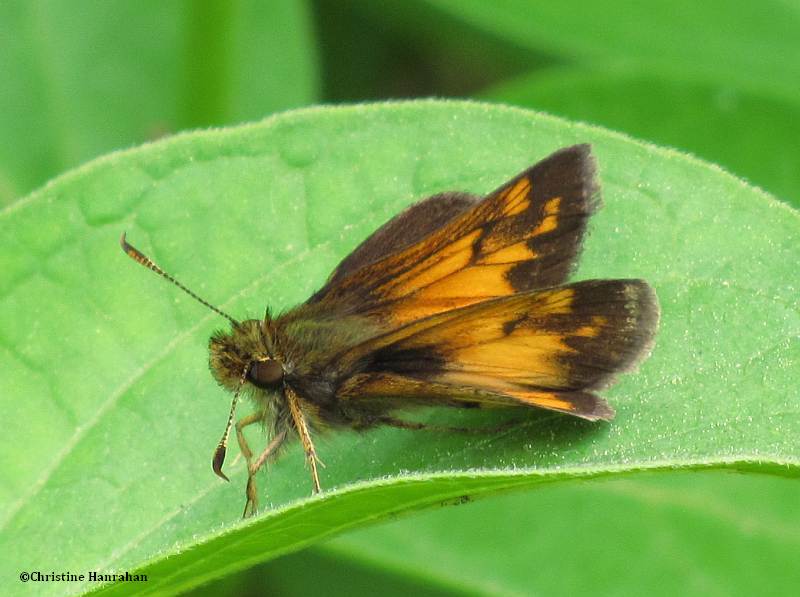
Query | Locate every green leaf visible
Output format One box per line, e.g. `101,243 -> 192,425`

0,0 -> 318,205
484,67 -> 800,208
419,0 -> 800,98
0,101 -> 797,596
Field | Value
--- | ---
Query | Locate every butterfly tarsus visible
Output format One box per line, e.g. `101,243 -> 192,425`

242,429 -> 288,518
234,410 -> 263,517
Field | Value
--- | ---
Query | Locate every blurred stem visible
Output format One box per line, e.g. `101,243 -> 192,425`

183,0 -> 235,128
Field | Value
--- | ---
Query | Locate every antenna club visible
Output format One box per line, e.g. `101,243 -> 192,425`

120,231 -> 140,262
120,231 -> 141,260
120,231 -> 157,270
212,444 -> 230,481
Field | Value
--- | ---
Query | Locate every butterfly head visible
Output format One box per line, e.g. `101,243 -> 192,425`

209,319 -> 285,393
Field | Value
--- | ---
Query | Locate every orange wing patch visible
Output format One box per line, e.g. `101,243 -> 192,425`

574,315 -> 607,338
382,229 -> 482,295
533,196 -> 561,235
478,241 -> 537,265
386,287 -> 577,389
500,176 -> 532,216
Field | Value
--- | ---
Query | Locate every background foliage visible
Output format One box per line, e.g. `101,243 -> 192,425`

1,1 -> 798,596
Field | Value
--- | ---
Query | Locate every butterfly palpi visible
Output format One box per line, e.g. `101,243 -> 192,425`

121,144 -> 659,516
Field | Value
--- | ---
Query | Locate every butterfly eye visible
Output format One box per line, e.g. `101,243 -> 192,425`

248,359 -> 283,389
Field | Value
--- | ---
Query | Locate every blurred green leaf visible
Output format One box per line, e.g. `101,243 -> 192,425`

311,472 -> 800,596
484,68 -> 800,208
0,0 -> 318,205
205,0 -> 319,125
195,544 -> 463,597
313,0 -> 546,100
0,101 -> 797,596
420,0 -> 800,98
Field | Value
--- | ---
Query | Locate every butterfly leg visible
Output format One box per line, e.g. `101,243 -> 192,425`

234,411 -> 264,517
242,430 -> 288,518
376,414 -> 520,435
285,386 -> 323,494
373,415 -> 428,431
235,411 -> 263,467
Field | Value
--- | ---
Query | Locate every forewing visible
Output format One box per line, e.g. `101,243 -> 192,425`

310,145 -> 600,326
323,192 -> 478,287
337,280 -> 659,420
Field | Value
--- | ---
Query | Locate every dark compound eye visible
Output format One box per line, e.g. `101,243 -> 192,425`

248,359 -> 284,389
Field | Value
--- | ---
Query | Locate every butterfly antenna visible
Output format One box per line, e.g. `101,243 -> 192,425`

120,232 -> 238,326
212,363 -> 248,481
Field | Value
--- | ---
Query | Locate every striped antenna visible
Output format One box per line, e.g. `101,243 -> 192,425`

120,232 -> 238,326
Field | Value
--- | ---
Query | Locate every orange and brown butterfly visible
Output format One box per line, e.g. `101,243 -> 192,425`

121,144 -> 659,516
